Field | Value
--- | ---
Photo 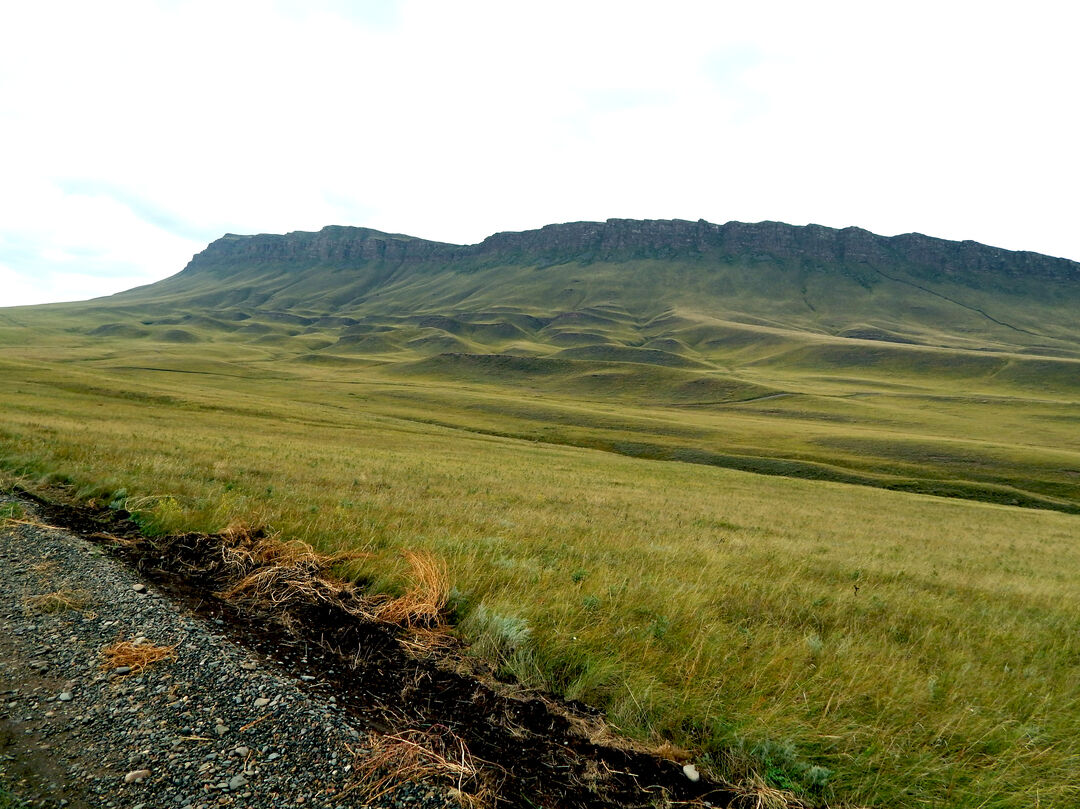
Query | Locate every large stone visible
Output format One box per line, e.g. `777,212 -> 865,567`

228,774 -> 248,790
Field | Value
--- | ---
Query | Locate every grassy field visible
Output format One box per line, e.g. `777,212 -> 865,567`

1,300 -> 1079,807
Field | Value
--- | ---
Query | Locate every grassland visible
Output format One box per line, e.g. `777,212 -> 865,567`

2,243 -> 1080,809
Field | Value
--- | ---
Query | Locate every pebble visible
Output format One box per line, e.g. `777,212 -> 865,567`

58,691 -> 73,702
114,666 -> 132,675
682,763 -> 700,782
228,774 -> 248,790
124,769 -> 152,783
214,723 -> 229,736
233,746 -> 250,757
132,583 -> 147,594
253,697 -> 270,708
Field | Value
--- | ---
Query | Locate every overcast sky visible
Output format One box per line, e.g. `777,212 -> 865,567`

2,1 -> 1078,306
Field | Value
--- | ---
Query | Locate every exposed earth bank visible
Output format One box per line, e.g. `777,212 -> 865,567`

0,493 -> 458,809
0,492 -> 739,809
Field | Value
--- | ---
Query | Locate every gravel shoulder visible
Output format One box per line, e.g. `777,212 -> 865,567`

0,494 -> 454,809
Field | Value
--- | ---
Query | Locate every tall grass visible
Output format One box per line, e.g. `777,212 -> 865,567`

1,317 -> 1078,806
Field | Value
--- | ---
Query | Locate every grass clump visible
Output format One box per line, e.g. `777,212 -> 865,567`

0,502 -> 24,523
151,524 -> 455,646
25,588 -> 92,614
100,638 -> 177,674
461,604 -> 532,668
215,524 -> 373,620
374,550 -> 451,628
349,727 -> 490,808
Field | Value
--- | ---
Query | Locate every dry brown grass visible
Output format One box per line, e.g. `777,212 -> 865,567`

729,775 -> 807,809
211,525 -> 376,626
30,558 -> 57,577
398,625 -> 456,655
348,726 -> 491,808
375,550 -> 450,628
100,638 -> 177,674
6,518 -> 61,531
651,740 -> 694,763
209,528 -> 451,637
25,588 -> 92,613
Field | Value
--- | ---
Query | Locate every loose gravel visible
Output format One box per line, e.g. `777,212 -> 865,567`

0,495 -> 455,809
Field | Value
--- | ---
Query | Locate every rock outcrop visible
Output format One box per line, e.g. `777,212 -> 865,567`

180,218 -> 1080,284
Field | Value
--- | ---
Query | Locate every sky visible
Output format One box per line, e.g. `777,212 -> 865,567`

2,1 -> 1078,305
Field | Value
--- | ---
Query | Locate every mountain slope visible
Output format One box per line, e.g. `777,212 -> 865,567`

108,218 -> 1080,358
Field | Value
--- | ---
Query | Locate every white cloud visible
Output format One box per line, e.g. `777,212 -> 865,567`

1,1 -> 1078,305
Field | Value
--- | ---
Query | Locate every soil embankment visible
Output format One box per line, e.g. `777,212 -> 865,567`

0,492 -> 738,808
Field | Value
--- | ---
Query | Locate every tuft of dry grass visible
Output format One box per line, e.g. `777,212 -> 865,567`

30,558 -> 57,577
728,775 -> 807,809
398,626 -> 456,657
25,588 -> 92,613
652,740 -> 694,763
349,726 -> 491,808
212,527 -> 376,626
100,638 -> 177,674
375,550 -> 451,629
212,530 -> 452,639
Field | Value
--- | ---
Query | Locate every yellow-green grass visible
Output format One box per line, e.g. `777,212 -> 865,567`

1,322 -> 1079,807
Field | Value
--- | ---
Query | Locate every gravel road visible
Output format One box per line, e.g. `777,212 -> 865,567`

0,494 -> 455,809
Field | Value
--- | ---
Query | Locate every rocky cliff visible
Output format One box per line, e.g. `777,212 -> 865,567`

180,218 -> 1080,285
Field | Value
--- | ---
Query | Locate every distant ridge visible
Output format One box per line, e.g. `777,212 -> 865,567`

180,218 -> 1080,284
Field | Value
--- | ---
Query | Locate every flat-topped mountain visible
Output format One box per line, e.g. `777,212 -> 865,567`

179,219 -> 1079,283
104,218 -> 1079,363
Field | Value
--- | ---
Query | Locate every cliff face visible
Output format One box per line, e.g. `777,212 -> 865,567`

185,226 -> 455,271
180,219 -> 1080,285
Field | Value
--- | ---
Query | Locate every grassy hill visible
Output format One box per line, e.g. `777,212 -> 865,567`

9,219 -> 1079,512
1,218 -> 1079,806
